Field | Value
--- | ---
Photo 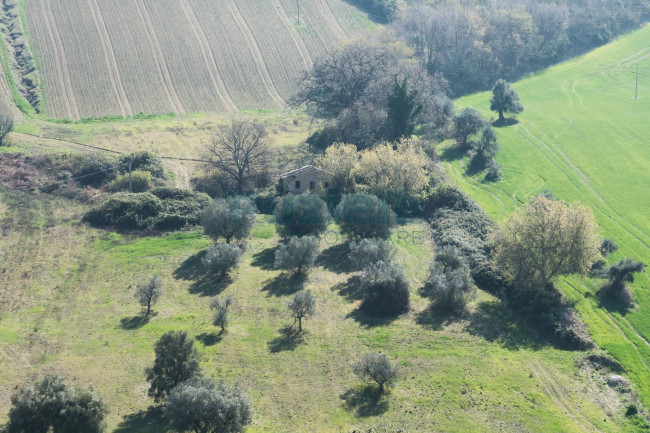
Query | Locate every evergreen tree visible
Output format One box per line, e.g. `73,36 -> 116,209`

386,77 -> 422,141
490,79 -> 524,122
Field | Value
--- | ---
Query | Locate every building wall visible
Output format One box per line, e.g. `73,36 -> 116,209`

280,167 -> 328,194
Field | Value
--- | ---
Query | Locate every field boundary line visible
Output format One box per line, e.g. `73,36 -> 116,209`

86,0 -> 133,117
41,0 -> 79,119
179,0 -> 236,111
271,0 -> 312,69
316,0 -> 348,40
226,0 -> 285,108
134,0 -> 185,114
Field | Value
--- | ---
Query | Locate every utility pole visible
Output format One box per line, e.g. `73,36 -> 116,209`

635,63 -> 639,100
128,159 -> 133,193
296,0 -> 300,24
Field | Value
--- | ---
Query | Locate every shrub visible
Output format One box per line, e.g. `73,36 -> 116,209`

600,238 -> 619,256
0,114 -> 14,146
110,170 -> 151,192
146,331 -> 201,401
202,244 -> 243,277
164,377 -> 252,433
334,194 -> 396,239
118,151 -> 166,179
348,238 -> 396,270
423,184 -> 478,216
353,352 -> 399,394
4,375 -> 107,433
306,125 -> 341,150
425,264 -> 475,312
192,171 -> 238,198
274,194 -> 330,237
599,258 -> 646,308
72,153 -> 118,187
484,160 -> 503,182
359,261 -> 410,316
274,236 -> 320,274
201,196 -> 257,243
83,192 -> 164,231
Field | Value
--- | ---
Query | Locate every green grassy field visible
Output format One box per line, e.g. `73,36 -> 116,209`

445,23 -> 650,406
0,185 -> 643,432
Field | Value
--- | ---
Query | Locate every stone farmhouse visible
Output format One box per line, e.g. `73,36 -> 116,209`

279,165 -> 330,194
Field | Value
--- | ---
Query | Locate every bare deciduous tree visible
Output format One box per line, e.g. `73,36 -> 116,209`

205,120 -> 270,192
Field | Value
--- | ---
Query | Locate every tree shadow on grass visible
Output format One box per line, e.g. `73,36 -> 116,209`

261,272 -> 307,297
492,118 -> 519,128
114,406 -> 169,433
415,303 -> 466,331
331,275 -> 363,302
119,314 -> 153,330
268,325 -> 305,353
595,287 -> 631,316
196,331 -> 223,346
251,246 -> 279,271
439,144 -> 467,162
346,308 -> 400,328
188,274 -> 232,297
173,250 -> 207,281
340,384 -> 389,417
316,243 -> 353,274
464,300 -> 544,350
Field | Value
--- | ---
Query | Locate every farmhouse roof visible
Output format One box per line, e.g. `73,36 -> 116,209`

279,165 -> 325,178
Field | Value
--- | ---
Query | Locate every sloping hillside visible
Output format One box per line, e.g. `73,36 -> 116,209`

19,0 -> 372,119
446,24 -> 650,404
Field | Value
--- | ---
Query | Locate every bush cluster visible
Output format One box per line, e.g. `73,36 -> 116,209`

110,170 -> 151,192
348,238 -> 396,271
83,188 -> 210,232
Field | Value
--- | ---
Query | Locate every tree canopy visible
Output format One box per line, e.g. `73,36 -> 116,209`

134,275 -> 163,316
334,194 -> 396,239
274,194 -> 330,238
201,196 -> 257,243
146,331 -> 201,401
490,79 -> 524,121
353,352 -> 399,394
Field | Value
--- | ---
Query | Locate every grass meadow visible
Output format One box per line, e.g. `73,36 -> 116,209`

445,24 -> 650,407
0,186 -> 640,432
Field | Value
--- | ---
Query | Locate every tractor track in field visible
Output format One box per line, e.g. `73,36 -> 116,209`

134,0 -> 185,114
271,0 -> 312,69
180,0 -> 236,111
315,0 -> 347,40
529,361 -> 602,433
226,0 -> 285,108
86,0 -> 133,117
41,0 -> 79,120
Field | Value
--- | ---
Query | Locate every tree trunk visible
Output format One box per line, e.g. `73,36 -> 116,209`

298,316 -> 302,332
499,109 -> 504,122
378,382 -> 384,394
146,299 -> 151,316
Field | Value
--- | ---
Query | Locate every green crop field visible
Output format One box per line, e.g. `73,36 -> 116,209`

445,24 -> 650,406
11,0 -> 373,120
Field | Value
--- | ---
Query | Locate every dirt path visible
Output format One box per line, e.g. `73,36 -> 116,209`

41,0 -> 80,119
271,0 -> 312,69
530,361 -> 602,433
226,0 -> 285,108
134,0 -> 185,114
179,0 -> 236,111
86,0 -> 133,117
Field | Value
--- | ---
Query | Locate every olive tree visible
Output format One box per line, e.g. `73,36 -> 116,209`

4,375 -> 106,433
360,261 -> 410,316
201,196 -> 257,243
274,194 -> 330,238
287,290 -> 316,332
490,79 -> 524,122
202,244 -> 243,277
0,114 -> 14,146
274,236 -> 320,275
164,377 -> 252,433
348,238 -> 396,271
424,247 -> 475,313
353,352 -> 398,394
134,275 -> 163,316
210,295 -> 235,333
493,195 -> 599,307
146,331 -> 201,401
334,194 -> 396,240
